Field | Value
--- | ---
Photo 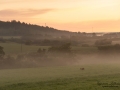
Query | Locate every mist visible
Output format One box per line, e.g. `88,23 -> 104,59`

1,51 -> 120,70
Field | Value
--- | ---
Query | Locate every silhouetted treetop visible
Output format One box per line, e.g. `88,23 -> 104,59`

0,20 -> 71,36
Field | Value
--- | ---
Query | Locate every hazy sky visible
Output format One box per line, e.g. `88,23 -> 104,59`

0,0 -> 120,32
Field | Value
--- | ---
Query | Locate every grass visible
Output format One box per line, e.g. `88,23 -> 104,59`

112,41 -> 120,45
0,64 -> 120,90
0,42 -> 119,89
0,42 -> 49,55
0,36 -> 21,39
72,46 -> 98,54
0,42 -> 98,55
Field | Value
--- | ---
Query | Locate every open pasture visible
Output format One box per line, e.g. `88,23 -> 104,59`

0,64 -> 120,90
0,42 -> 49,55
0,42 -> 98,55
0,36 -> 21,39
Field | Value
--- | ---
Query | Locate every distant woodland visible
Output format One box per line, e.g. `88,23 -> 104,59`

0,20 -> 120,41
1,20 -> 120,46
1,20 -> 120,68
0,20 -> 72,36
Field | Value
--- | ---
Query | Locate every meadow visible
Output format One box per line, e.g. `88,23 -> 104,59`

0,42 -> 49,55
0,42 -> 98,55
0,64 -> 120,90
0,42 -> 120,90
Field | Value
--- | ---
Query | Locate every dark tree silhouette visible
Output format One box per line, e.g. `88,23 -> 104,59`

95,39 -> 112,46
0,20 -> 71,36
0,46 -> 5,59
49,43 -> 71,53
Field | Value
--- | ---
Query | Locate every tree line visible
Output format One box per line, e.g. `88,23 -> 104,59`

0,20 -> 71,36
0,43 -> 75,69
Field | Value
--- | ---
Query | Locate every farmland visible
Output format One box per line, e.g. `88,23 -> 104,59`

0,64 -> 120,90
0,40 -> 120,90
0,42 -> 50,55
0,42 -> 98,55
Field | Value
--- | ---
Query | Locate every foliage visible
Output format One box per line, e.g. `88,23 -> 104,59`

25,40 -> 32,45
48,43 -> 71,53
4,55 -> 16,65
0,20 -> 71,36
37,48 -> 46,54
0,46 -> 5,59
0,37 -> 6,43
97,44 -> 120,52
95,39 -> 112,46
81,44 -> 89,47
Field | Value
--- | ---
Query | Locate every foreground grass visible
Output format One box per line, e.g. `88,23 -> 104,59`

1,74 -> 120,90
0,64 -> 120,90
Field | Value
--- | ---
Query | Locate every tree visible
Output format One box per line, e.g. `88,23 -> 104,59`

0,46 -> 5,59
92,33 -> 96,37
95,39 -> 112,46
97,44 -> 120,52
59,43 -> 71,52
48,43 -> 71,53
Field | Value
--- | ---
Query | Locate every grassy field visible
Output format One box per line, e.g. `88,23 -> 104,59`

0,64 -> 120,90
0,42 -> 49,55
1,42 -> 119,90
0,42 -> 98,55
0,36 -> 21,39
72,46 -> 98,54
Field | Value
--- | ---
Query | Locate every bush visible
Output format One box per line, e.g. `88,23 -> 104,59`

97,44 -> 120,52
48,43 -> 71,53
25,40 -> 32,45
0,46 -> 5,59
81,44 -> 89,47
37,48 -> 46,55
95,39 -> 112,46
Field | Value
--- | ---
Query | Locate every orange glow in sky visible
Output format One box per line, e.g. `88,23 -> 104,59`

0,0 -> 120,32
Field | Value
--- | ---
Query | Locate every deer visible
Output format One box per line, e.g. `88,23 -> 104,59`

80,68 -> 84,70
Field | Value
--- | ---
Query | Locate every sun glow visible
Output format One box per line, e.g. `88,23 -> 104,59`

0,0 -> 120,32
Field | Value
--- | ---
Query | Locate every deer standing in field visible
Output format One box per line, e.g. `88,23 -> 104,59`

80,68 -> 84,70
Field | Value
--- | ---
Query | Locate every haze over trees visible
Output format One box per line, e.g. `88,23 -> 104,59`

1,20 -> 120,69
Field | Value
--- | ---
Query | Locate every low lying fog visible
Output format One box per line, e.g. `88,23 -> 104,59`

74,53 -> 120,65
1,52 -> 120,69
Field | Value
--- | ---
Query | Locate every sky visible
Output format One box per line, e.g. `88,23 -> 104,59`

0,0 -> 120,32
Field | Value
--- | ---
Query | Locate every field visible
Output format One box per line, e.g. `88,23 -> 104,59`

0,42 -> 98,55
0,42 -> 49,55
0,42 -> 120,90
0,36 -> 21,39
0,63 -> 120,90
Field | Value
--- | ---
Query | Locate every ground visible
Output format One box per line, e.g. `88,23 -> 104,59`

0,63 -> 120,90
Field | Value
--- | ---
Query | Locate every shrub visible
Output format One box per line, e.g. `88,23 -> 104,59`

97,44 -> 120,52
81,44 -> 89,47
0,46 -> 5,59
48,43 -> 71,53
95,39 -> 112,46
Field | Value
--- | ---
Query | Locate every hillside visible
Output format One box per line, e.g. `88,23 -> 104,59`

0,20 -> 72,36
